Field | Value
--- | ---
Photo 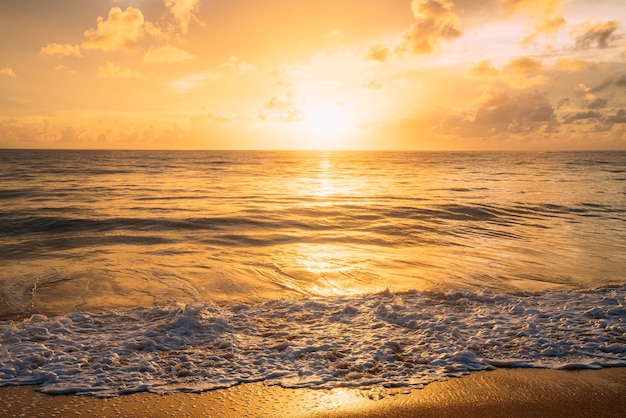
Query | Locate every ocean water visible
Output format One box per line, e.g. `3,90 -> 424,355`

0,149 -> 625,396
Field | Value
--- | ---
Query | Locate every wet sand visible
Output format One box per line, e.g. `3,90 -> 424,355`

2,368 -> 626,417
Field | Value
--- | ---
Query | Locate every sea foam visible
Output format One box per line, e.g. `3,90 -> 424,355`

1,285 -> 625,397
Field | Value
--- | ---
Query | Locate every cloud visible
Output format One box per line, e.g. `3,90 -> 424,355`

219,56 -> 256,75
0,119 -> 49,147
170,71 -> 218,93
607,109 -> 626,124
469,57 -> 548,89
591,74 -> 626,94
259,93 -> 303,122
522,17 -> 566,45
372,90 -> 561,148
575,83 -> 593,96
265,94 -> 293,110
469,60 -> 499,79
144,22 -> 169,40
205,113 -> 234,123
397,0 -> 462,55
361,79 -> 383,91
555,58 -> 595,72
165,0 -> 201,34
82,7 -> 145,52
281,109 -> 304,122
561,109 -> 626,133
500,0 -> 566,44
572,20 -> 620,49
586,98 -> 609,109
503,57 -> 543,74
53,65 -> 78,75
98,62 -> 145,79
366,44 -> 391,62
563,110 -> 602,124
39,43 -> 82,57
614,75 -> 626,88
167,57 -> 254,94
575,83 -> 608,109
502,57 -> 548,87
468,90 -> 557,135
327,29 -> 343,39
143,45 -> 196,63
0,68 -> 17,78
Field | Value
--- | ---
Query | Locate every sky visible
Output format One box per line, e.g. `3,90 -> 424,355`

0,0 -> 625,150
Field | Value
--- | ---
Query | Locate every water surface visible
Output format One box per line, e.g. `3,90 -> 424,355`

1,150 -> 625,318
1,150 -> 625,396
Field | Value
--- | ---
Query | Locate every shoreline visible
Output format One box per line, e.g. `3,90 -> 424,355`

2,368 -> 626,417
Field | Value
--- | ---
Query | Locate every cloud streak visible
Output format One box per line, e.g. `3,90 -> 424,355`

501,0 -> 566,44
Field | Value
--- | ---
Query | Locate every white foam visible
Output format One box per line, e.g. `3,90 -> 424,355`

1,286 -> 625,397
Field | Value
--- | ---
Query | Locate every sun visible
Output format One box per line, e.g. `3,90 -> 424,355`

300,102 -> 355,149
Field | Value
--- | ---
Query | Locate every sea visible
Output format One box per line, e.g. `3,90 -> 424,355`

0,149 -> 625,397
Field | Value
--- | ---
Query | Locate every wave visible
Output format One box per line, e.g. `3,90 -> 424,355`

1,285 -> 624,397
2,199 -> 623,236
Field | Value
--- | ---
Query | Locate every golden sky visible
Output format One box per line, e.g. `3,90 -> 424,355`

1,0 -> 625,150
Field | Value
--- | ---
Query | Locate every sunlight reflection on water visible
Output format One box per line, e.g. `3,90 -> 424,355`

1,150 -> 625,318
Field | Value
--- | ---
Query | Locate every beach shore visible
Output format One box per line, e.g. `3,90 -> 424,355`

2,368 -> 626,417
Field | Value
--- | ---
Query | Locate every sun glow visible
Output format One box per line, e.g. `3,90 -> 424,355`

300,102 -> 355,150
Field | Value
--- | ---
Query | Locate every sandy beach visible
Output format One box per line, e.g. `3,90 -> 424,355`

2,368 -> 626,417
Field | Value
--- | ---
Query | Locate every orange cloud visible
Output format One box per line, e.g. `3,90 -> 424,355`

165,0 -> 201,34
503,57 -> 543,74
469,57 -> 548,89
39,43 -> 82,57
397,0 -> 462,55
219,56 -> 256,75
0,68 -> 17,78
259,93 -> 304,122
467,91 -> 557,136
469,60 -> 499,79
575,83 -> 608,109
555,58 -> 595,72
366,44 -> 391,62
143,45 -> 196,64
169,71 -> 219,93
572,20 -> 620,49
501,0 -> 566,44
82,7 -> 145,52
98,62 -> 145,79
